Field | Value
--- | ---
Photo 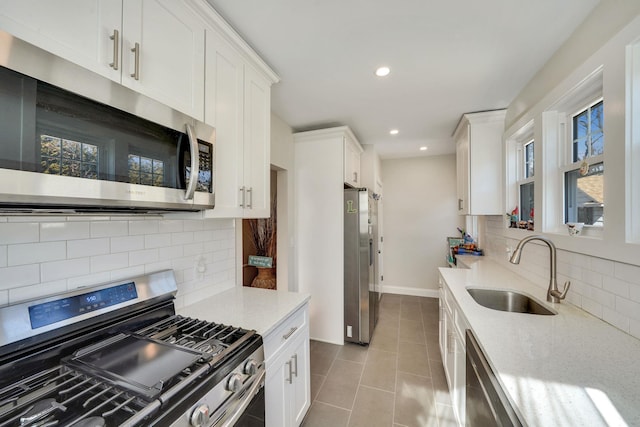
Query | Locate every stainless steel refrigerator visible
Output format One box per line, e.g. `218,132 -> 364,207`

344,188 -> 379,344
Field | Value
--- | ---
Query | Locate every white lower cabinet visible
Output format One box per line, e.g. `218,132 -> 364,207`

264,304 -> 310,427
439,275 -> 467,426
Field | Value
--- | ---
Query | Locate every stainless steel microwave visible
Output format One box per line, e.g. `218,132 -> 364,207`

0,32 -> 215,214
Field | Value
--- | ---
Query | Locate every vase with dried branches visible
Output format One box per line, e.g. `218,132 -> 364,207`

247,198 -> 277,289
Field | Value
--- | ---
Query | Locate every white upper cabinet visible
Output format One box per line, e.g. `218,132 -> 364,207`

344,133 -> 363,188
121,0 -> 205,120
0,0 -> 123,82
202,28 -> 274,219
203,28 -> 245,218
242,64 -> 271,218
0,0 -> 205,120
453,110 -> 506,215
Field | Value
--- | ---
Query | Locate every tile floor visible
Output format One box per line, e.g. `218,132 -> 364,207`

301,294 -> 457,427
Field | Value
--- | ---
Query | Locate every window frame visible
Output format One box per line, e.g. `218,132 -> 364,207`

560,97 -> 605,231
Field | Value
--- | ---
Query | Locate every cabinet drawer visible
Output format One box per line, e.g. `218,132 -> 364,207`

264,305 -> 308,361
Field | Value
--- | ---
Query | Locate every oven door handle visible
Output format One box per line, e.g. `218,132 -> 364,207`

218,368 -> 266,427
184,123 -> 200,201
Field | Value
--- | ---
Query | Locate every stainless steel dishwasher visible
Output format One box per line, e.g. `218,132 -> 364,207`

466,330 -> 524,426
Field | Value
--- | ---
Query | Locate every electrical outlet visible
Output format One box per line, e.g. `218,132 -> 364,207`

346,325 -> 353,338
506,246 -> 513,261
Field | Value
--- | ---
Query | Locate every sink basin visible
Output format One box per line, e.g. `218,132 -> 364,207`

467,288 -> 556,315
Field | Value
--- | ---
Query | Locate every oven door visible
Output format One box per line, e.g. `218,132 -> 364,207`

232,376 -> 265,427
0,65 -> 215,212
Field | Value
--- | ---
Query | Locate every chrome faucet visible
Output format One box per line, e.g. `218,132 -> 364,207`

509,235 -> 570,303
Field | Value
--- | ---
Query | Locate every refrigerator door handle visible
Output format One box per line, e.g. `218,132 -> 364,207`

369,239 -> 374,266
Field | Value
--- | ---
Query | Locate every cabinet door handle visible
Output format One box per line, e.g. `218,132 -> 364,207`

291,354 -> 298,378
247,187 -> 253,208
458,198 -> 463,211
286,360 -> 293,384
353,172 -> 358,183
282,326 -> 297,340
130,42 -> 140,80
240,186 -> 246,208
109,29 -> 119,70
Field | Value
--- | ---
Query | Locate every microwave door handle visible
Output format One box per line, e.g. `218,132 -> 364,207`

184,123 -> 199,201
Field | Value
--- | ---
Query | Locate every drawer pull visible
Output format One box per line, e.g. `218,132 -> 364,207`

291,354 -> 298,377
282,326 -> 298,340
286,360 -> 293,384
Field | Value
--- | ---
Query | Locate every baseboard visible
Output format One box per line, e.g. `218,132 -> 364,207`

381,285 -> 439,298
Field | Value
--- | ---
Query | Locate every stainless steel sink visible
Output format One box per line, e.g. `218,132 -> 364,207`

467,288 -> 556,315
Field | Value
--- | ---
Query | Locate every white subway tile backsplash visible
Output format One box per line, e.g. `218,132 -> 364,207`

111,236 -> 144,253
0,265 -> 40,289
581,270 -> 603,288
0,223 -> 39,244
603,307 -> 630,333
129,220 -> 159,235
184,220 -> 204,232
41,258 -> 91,282
485,217 -> 640,340
91,253 -> 129,273
9,242 -> 66,266
0,246 -> 6,268
0,216 -> 235,311
183,243 -> 204,257
589,257 -> 614,276
614,262 -> 640,286
158,219 -> 184,233
129,248 -> 159,266
581,296 -> 603,318
629,283 -> 640,304
158,245 -> 184,261
603,276 -> 631,298
67,238 -> 109,259
41,222 -> 90,242
91,221 -> 128,238
9,280 -> 68,304
145,233 -> 171,249
171,232 -> 194,246
615,296 -> 640,322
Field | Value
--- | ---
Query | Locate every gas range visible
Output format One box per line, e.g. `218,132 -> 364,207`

0,270 -> 265,427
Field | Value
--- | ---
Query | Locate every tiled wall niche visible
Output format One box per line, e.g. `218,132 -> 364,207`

0,215 -> 236,310
483,216 -> 640,340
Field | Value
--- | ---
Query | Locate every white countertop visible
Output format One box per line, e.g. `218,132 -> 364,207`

440,256 -> 640,427
177,286 -> 310,337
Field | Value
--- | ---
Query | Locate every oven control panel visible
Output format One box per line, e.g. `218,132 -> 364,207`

28,282 -> 138,329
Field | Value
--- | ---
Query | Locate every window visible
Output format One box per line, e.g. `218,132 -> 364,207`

564,100 -> 604,226
518,140 -> 535,223
40,135 -> 99,179
128,155 -> 165,186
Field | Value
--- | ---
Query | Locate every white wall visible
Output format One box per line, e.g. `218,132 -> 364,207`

270,112 -> 295,291
381,154 -> 462,297
506,0 -> 640,128
482,4 -> 640,340
0,215 -> 236,309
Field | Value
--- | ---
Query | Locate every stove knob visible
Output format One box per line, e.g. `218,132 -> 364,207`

226,373 -> 243,393
244,358 -> 259,375
190,404 -> 210,427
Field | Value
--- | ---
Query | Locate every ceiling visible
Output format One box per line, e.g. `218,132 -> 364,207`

206,0 -> 600,159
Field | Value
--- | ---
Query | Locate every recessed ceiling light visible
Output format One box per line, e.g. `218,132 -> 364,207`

420,146 -> 428,151
375,66 -> 390,77
389,129 -> 399,135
